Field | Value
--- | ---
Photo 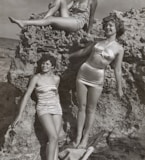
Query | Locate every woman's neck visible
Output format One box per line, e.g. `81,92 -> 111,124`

41,71 -> 53,76
106,34 -> 116,43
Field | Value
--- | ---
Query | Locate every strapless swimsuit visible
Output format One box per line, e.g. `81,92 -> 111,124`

35,84 -> 62,117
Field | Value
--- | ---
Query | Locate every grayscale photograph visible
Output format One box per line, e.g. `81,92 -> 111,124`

0,0 -> 145,160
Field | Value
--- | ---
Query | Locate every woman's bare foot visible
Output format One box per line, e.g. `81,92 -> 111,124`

77,138 -> 88,149
71,142 -> 79,148
8,17 -> 24,28
72,136 -> 82,148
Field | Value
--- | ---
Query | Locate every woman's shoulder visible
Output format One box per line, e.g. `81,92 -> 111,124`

33,73 -> 41,78
53,75 -> 60,87
31,73 -> 41,82
115,42 -> 124,53
53,74 -> 60,82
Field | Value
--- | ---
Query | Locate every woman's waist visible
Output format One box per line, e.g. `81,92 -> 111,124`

37,98 -> 59,105
79,62 -> 105,76
37,95 -> 59,102
86,59 -> 106,69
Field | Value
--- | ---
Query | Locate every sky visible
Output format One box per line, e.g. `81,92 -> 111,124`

0,0 -> 145,39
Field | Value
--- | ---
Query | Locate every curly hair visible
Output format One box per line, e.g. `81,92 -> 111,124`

36,54 -> 56,73
39,54 -> 56,67
102,13 -> 125,38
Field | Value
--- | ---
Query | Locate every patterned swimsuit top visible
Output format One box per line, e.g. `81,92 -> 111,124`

94,41 -> 116,62
71,0 -> 90,13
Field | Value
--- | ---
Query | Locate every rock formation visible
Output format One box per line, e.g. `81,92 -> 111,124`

0,8 -> 145,160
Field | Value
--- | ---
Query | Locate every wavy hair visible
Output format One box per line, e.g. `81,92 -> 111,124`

102,13 -> 125,38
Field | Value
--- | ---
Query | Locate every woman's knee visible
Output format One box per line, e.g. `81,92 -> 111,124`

86,105 -> 96,113
48,133 -> 59,143
79,103 -> 87,112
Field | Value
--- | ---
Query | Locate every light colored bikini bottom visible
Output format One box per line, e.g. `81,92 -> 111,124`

77,62 -> 105,88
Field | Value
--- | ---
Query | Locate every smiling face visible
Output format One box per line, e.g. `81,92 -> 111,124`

41,60 -> 53,73
104,20 -> 116,38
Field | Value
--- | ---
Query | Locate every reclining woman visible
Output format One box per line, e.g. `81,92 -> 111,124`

9,0 -> 98,33
70,14 -> 125,148
12,54 -> 62,160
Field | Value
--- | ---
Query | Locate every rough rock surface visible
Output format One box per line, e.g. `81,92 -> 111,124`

0,8 -> 145,160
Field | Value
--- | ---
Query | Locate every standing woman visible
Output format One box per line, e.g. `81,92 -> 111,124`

9,0 -> 98,33
12,54 -> 62,160
70,14 -> 125,148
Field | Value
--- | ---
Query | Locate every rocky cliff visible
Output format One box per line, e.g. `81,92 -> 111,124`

0,8 -> 145,160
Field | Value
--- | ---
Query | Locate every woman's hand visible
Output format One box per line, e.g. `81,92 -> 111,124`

11,115 -> 21,128
117,88 -> 123,99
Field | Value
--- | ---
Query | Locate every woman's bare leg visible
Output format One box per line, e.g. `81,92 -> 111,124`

74,80 -> 88,147
9,16 -> 79,31
39,114 -> 58,160
77,86 -> 103,148
46,0 -> 72,18
44,0 -> 61,19
9,17 -> 25,28
52,115 -> 62,160
60,0 -> 69,17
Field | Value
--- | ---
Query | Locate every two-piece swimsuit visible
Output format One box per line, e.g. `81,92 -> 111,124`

77,41 -> 116,88
35,84 -> 62,117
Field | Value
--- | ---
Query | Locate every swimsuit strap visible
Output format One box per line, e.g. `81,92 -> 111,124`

94,41 -> 116,60
95,40 -> 116,50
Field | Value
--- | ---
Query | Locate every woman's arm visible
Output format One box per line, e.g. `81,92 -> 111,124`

69,42 -> 94,59
67,0 -> 74,9
54,75 -> 60,100
12,75 -> 38,127
87,0 -> 98,33
114,47 -> 124,98
55,75 -> 60,89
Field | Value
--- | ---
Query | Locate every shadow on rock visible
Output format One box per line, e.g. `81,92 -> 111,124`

91,137 -> 145,160
0,82 -> 21,149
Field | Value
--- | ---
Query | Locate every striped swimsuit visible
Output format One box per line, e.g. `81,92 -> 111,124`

35,84 -> 62,117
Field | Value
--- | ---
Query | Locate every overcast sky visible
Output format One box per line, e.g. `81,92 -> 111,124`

0,0 -> 145,39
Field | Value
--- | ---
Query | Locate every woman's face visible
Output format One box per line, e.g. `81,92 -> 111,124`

41,60 -> 53,73
104,21 -> 116,38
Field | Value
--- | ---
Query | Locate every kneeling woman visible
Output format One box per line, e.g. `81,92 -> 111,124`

12,54 -> 62,160
70,14 -> 125,148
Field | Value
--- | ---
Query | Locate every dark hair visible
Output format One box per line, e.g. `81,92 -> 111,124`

102,13 -> 125,38
39,54 -> 56,67
36,54 -> 56,73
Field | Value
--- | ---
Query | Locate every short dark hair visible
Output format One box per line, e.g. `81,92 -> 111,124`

39,54 -> 56,67
36,54 -> 56,73
102,13 -> 125,38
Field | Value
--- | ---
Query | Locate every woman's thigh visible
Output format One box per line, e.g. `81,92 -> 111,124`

39,114 -> 57,137
50,16 -> 79,31
60,0 -> 69,17
87,86 -> 103,109
52,115 -> 62,135
76,80 -> 88,107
